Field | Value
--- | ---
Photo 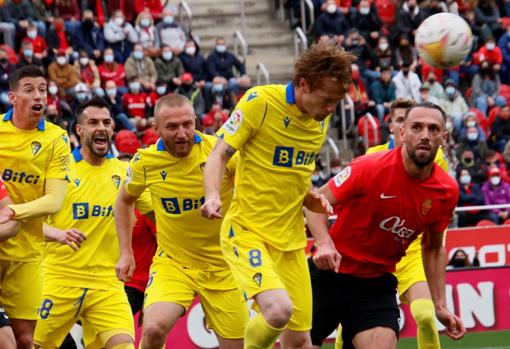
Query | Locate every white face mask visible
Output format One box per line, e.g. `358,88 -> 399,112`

327,4 -> 337,13
360,7 -> 370,15
446,86 -> 455,95
79,57 -> 89,66
163,15 -> 174,24
56,56 -> 67,65
460,174 -> 471,185
140,18 -> 151,28
379,43 -> 388,51
129,82 -> 141,92
133,51 -> 144,60
49,85 -> 58,95
216,45 -> 226,53
467,120 -> 476,127
114,17 -> 124,26
467,132 -> 478,141
490,176 -> 501,186
185,47 -> 196,56
156,86 -> 167,95
331,166 -> 342,175
106,88 -> 117,97
487,43 -> 495,50
311,174 -> 320,182
446,120 -> 453,130
27,30 -> 37,39
104,54 -> 114,63
162,51 -> 173,61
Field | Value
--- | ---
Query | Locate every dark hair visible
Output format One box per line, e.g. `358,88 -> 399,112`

75,97 -> 111,124
405,101 -> 447,124
9,65 -> 46,91
389,98 -> 416,120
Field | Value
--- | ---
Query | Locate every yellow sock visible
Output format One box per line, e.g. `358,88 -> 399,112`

244,313 -> 285,349
410,299 -> 441,349
335,324 -> 343,349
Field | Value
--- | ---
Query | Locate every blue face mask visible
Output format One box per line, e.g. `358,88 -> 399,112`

156,86 -> 166,96
213,84 -> 223,93
133,51 -> 144,60
129,82 -> 141,92
104,55 -> 114,63
163,16 -> 174,24
162,52 -> 173,61
216,45 -> 226,53
23,49 -> 33,58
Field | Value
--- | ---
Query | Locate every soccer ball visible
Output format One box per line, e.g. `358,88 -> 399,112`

415,13 -> 473,69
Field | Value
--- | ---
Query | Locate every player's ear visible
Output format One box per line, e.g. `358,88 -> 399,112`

298,78 -> 309,93
399,124 -> 406,142
8,91 -> 15,106
389,123 -> 394,134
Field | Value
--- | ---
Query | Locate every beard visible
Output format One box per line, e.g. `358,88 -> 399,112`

407,143 -> 437,168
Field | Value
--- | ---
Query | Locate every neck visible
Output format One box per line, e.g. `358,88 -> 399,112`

293,86 -> 308,116
11,109 -> 40,130
401,146 -> 433,180
81,146 -> 106,166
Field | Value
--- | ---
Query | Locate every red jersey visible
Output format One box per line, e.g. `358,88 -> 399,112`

22,36 -> 47,54
328,148 -> 458,278
122,92 -> 148,118
125,210 -> 157,292
98,63 -> 126,87
0,178 -> 8,200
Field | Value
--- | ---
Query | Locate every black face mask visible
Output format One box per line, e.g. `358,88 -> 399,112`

0,58 -> 7,64
408,5 -> 416,11
83,19 -> 94,30
402,69 -> 410,76
451,258 -> 466,268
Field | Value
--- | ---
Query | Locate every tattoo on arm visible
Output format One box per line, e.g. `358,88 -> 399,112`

224,145 -> 236,159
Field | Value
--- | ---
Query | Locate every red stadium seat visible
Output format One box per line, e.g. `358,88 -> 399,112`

357,114 -> 382,147
1,45 -> 19,65
488,107 -> 500,128
142,128 -> 159,146
115,130 -> 141,155
375,0 -> 396,26
476,219 -> 497,227
504,218 -> 510,225
499,84 -> 510,103
469,107 -> 489,133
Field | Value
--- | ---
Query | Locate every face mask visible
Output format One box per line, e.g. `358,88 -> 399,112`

491,176 -> 501,186
140,18 -> 151,28
460,174 -> 471,185
462,157 -> 474,166
185,47 -> 196,55
79,57 -> 89,66
163,15 -> 174,24
129,82 -> 141,92
402,69 -> 409,76
114,17 -> 124,26
83,19 -> 94,29
27,30 -> 37,39
213,83 -> 223,93
467,120 -> 476,127
360,7 -> 370,15
156,85 -> 167,96
452,258 -> 466,267
133,51 -> 144,60
331,166 -> 342,175
327,4 -> 337,13
76,92 -> 89,102
428,78 -> 435,84
446,86 -> 455,95
49,85 -> 58,95
0,58 -> 7,64
56,56 -> 67,65
486,43 -> 495,50
311,174 -> 320,182
106,88 -> 117,97
216,45 -> 226,53
408,5 -> 416,11
23,49 -> 33,58
379,43 -> 388,51
162,51 -> 173,61
104,54 -> 114,63
467,132 -> 478,141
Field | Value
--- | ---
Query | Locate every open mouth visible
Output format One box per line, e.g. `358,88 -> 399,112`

93,134 -> 108,147
417,144 -> 431,151
32,104 -> 44,112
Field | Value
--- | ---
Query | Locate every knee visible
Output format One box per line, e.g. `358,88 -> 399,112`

262,298 -> 293,328
410,299 -> 436,329
16,333 -> 34,349
142,320 -> 168,342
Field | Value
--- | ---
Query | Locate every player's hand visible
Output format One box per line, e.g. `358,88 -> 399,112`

313,241 -> 342,272
436,306 -> 466,340
304,191 -> 333,215
116,253 -> 135,282
201,197 -> 223,219
0,206 -> 15,220
56,228 -> 86,251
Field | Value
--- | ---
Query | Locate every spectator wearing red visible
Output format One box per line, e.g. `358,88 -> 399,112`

99,47 -> 127,92
21,23 -> 48,61
134,0 -> 163,20
482,167 -> 510,224
53,0 -> 81,38
348,64 -> 373,117
202,103 -> 229,134
47,18 -> 70,53
475,36 -> 502,70
74,50 -> 102,97
122,79 -> 149,130
147,82 -> 169,111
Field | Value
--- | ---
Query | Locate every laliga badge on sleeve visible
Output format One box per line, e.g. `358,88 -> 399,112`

334,166 -> 351,187
224,109 -> 243,135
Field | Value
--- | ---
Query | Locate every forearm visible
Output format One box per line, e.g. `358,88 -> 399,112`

0,220 -> 18,242
115,195 -> 136,256
43,223 -> 64,242
204,150 -> 227,200
423,242 -> 448,310
8,179 -> 67,219
304,208 -> 333,247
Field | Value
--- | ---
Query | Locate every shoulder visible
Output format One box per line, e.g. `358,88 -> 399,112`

432,167 -> 459,195
43,122 -> 68,140
366,142 -> 389,154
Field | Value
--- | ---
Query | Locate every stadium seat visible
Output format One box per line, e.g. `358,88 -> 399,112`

375,0 -> 396,26
357,114 -> 382,147
499,84 -> 510,103
504,218 -> 510,225
469,107 -> 489,134
142,128 -> 159,146
115,130 -> 141,155
1,45 -> 19,65
488,107 -> 500,128
476,219 -> 497,227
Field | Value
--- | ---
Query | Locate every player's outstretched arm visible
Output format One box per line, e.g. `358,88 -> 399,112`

202,138 -> 237,219
115,185 -> 139,282
5,178 -> 67,220
43,223 -> 86,251
305,207 -> 341,272
0,196 -> 19,242
422,230 -> 466,340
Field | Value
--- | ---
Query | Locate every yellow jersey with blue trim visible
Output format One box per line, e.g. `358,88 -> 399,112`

0,109 -> 71,262
43,148 -> 144,290
217,83 -> 330,251
124,132 -> 237,270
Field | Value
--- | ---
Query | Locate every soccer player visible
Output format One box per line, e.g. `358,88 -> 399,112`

331,98 -> 448,349
0,65 -> 71,349
34,98 -> 148,349
115,94 -> 248,349
308,102 -> 465,349
202,44 -> 355,348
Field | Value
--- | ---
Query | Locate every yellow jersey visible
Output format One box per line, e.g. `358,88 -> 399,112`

367,140 -> 449,253
218,83 -> 330,251
0,110 -> 71,262
43,148 -> 150,290
124,132 -> 236,270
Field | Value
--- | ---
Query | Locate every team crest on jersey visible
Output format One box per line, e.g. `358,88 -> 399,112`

31,141 -> 42,156
333,166 -> 351,187
421,199 -> 432,216
283,115 -> 291,128
224,109 -> 243,135
160,170 -> 168,180
61,134 -> 68,144
74,178 -> 81,187
112,175 -> 121,189
253,273 -> 262,287
246,91 -> 258,102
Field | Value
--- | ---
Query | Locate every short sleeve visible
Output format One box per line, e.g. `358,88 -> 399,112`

135,188 -> 153,215
46,132 -> 72,180
124,152 -> 147,198
217,88 -> 267,151
0,178 -> 8,200
327,157 -> 366,204
429,185 -> 459,233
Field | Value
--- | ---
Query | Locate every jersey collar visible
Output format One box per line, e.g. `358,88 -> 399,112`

2,109 -> 46,131
72,146 -> 114,162
156,133 -> 203,151
285,82 -> 296,104
388,137 -> 395,149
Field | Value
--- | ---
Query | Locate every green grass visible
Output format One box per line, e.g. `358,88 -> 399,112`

320,330 -> 510,349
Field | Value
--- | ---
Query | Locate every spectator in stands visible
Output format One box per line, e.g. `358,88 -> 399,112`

370,65 -> 395,123
155,8 -> 187,54
393,0 -> 424,45
17,41 -> 43,68
46,103 -> 66,130
348,0 -> 383,46
135,0 -> 163,20
99,48 -> 127,93
0,4 -> 15,49
482,150 -> 510,183
474,0 -> 502,41
146,82 -> 168,116
447,249 -> 480,269
0,48 -> 14,112
463,9 -> 483,50
234,75 -> 252,103
22,23 -> 48,61
373,36 -> 392,70
73,83 -> 92,109
490,105 -> 510,151
472,60 -> 507,116
392,34 -> 418,70
347,64 -> 372,117
458,125 -> 491,161
482,167 -> 510,223
499,26 -> 510,84
155,45 -> 184,92
125,43 -> 158,92
441,79 -> 469,131
344,28 -> 378,83
53,0 -> 81,38
8,0 -> 45,41
203,76 -> 234,113
76,9 -> 105,61
425,71 -> 446,101
202,103 -> 229,135
174,72 -> 205,117
393,61 -> 421,100
122,78 -> 149,130
134,10 -> 160,58
422,0 -> 447,17
179,39 -> 207,87
314,0 -> 349,40
31,0 -> 49,36
501,137 -> 510,164
206,37 -> 246,91
419,83 -> 440,104
457,168 -> 487,227
48,49 -> 79,97
47,18 -> 72,56
475,37 -> 502,72
74,50 -> 102,97
457,149 -> 486,184
458,112 -> 487,142
104,79 -> 136,132
104,9 -> 138,63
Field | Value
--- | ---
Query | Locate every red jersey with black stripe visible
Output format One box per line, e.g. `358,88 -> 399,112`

327,148 -> 458,278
